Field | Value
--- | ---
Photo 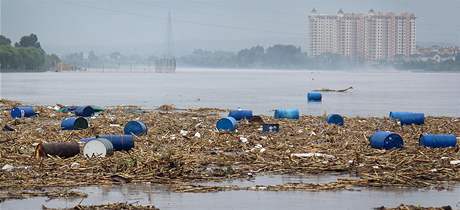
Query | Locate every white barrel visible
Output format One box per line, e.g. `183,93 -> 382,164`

83,138 -> 114,158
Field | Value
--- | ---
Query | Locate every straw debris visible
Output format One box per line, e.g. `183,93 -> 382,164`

42,202 -> 159,210
1,99 -> 459,198
375,204 -> 453,210
0,190 -> 87,202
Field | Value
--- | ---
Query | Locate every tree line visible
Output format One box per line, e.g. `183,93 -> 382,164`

179,45 -> 460,71
179,45 -> 359,69
0,34 -> 60,72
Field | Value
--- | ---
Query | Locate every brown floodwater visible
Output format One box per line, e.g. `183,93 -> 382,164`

1,174 -> 459,210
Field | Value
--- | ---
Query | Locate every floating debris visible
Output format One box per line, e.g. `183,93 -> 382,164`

0,99 -> 459,198
42,202 -> 159,210
2,124 -> 16,132
291,153 -> 335,159
157,104 -> 176,111
374,204 -> 453,210
313,86 -> 353,93
0,190 -> 87,202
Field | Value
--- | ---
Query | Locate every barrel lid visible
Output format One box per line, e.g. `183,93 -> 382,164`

83,140 -> 110,158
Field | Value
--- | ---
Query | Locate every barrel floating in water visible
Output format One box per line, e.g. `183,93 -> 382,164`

419,134 -> 457,148
61,117 -> 89,130
369,131 -> 404,150
326,114 -> 344,126
307,92 -> 322,102
228,109 -> 253,121
10,106 -> 36,119
97,135 -> 134,151
124,120 -> 148,136
35,142 -> 80,159
83,138 -> 114,158
216,117 -> 237,132
74,106 -> 95,117
262,124 -> 280,133
274,109 -> 300,120
389,112 -> 425,125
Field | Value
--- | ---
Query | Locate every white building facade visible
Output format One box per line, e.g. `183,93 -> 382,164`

309,9 -> 416,61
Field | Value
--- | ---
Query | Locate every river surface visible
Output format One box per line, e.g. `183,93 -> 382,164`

1,174 -> 459,210
1,68 -> 460,117
1,69 -> 460,209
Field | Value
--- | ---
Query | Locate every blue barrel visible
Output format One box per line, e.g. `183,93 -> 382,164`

97,135 -> 134,151
389,112 -> 425,125
75,106 -> 95,117
61,117 -> 89,130
389,112 -> 410,119
369,131 -> 404,150
326,114 -> 344,126
419,134 -> 457,148
274,109 -> 300,120
10,106 -> 36,119
262,124 -> 280,133
216,117 -> 237,132
307,92 -> 322,102
124,120 -> 148,136
80,137 -> 98,143
228,109 -> 253,121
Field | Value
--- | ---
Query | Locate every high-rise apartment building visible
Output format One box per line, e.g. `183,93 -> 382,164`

309,9 -> 416,61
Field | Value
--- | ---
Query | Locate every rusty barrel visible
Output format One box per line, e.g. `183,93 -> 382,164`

35,142 -> 80,158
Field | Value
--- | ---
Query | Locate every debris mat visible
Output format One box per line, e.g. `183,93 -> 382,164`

42,202 -> 159,210
374,204 -> 453,210
0,99 -> 459,199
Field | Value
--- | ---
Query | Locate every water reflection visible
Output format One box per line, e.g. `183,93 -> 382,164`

1,174 -> 459,210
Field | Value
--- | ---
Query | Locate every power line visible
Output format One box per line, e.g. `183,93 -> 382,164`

45,0 -> 306,38
131,0 -> 308,29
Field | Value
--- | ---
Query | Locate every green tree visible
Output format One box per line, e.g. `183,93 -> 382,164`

17,47 -> 45,70
237,46 -> 264,67
0,35 -> 11,46
15,33 -> 42,49
264,45 -> 305,68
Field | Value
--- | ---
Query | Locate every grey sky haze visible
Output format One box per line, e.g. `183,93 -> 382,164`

1,0 -> 459,56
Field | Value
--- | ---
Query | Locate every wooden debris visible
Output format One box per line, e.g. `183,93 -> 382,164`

42,202 -> 159,210
313,86 -> 353,92
375,204 -> 453,210
0,190 -> 87,202
0,99 -> 459,200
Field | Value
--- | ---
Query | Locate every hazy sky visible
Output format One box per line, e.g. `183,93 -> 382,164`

1,0 -> 460,56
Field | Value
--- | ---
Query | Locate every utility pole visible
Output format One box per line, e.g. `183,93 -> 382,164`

166,11 -> 173,58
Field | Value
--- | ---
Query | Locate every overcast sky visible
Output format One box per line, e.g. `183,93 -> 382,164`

1,0 -> 460,56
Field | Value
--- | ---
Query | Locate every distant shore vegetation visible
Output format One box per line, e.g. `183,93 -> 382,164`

62,44 -> 460,72
0,34 -> 60,72
2,34 -> 459,72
